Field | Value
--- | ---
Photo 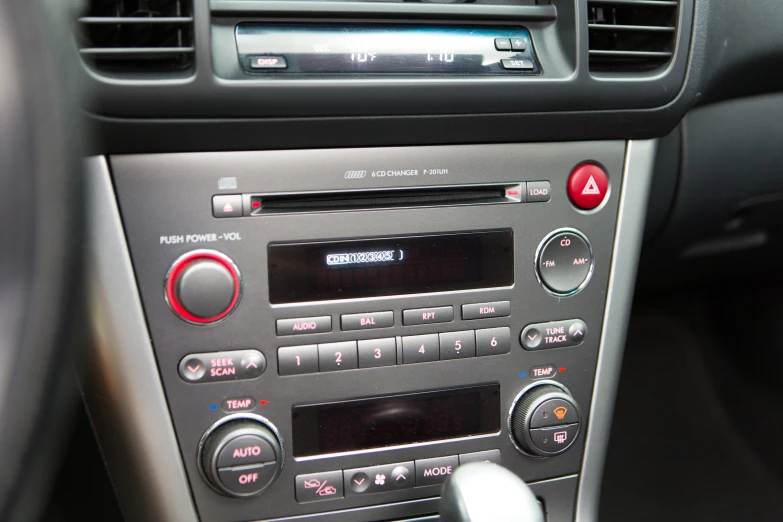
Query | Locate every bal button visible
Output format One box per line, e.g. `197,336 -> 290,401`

568,163 -> 608,210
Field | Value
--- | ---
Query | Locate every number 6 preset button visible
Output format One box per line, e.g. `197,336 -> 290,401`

476,327 -> 511,357
278,345 -> 318,376
318,341 -> 358,372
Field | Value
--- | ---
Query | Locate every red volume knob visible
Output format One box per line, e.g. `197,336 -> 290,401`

165,250 -> 241,325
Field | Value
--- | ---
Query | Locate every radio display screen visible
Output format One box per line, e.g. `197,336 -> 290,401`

267,230 -> 513,304
291,385 -> 501,457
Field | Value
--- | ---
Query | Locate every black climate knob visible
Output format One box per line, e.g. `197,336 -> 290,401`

510,384 -> 581,457
165,250 -> 241,325
200,418 -> 283,497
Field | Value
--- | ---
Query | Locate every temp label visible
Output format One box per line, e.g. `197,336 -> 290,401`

160,232 -> 242,245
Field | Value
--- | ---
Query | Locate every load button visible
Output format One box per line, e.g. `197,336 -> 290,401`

415,455 -> 459,487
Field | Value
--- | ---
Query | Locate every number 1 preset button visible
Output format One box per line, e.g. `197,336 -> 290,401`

357,338 -> 397,368
278,345 -> 319,376
402,334 -> 440,364
318,341 -> 358,372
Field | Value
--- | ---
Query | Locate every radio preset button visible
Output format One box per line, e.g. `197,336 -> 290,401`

439,330 -> 476,360
277,316 -> 332,336
278,345 -> 318,375
318,341 -> 358,372
358,337 -> 397,368
295,470 -> 344,503
402,334 -> 440,364
537,231 -> 593,295
178,350 -> 265,384
341,311 -> 394,331
415,455 -> 459,487
475,327 -> 511,357
403,306 -> 454,326
462,301 -> 511,320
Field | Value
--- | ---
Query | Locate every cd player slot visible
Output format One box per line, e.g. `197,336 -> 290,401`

247,183 -> 523,215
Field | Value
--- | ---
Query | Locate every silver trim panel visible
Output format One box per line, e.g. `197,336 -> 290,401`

575,139 -> 657,521
83,157 -> 199,522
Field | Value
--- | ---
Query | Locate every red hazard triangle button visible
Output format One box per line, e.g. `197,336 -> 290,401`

567,163 -> 608,210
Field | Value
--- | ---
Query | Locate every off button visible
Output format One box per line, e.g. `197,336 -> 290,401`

537,230 -> 593,296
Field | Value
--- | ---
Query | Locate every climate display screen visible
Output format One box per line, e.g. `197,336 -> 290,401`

292,385 -> 501,457
267,230 -> 513,304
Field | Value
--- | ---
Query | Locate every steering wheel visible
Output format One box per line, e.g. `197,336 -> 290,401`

0,0 -> 83,520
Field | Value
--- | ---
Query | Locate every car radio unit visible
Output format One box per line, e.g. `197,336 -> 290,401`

109,141 -> 626,522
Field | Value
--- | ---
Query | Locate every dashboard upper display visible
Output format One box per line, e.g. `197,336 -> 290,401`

292,385 -> 501,457
267,230 -> 514,304
235,25 -> 540,74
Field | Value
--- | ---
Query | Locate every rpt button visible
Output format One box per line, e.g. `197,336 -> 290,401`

403,306 -> 454,326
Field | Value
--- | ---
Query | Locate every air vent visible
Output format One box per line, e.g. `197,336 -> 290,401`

588,0 -> 678,73
78,0 -> 194,74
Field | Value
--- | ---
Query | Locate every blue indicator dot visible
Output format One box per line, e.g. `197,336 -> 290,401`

519,372 -> 527,378
208,404 -> 218,411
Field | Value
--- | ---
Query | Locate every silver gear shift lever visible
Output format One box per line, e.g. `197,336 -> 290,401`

440,462 -> 545,522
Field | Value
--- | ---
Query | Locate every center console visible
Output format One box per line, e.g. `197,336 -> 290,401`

85,140 -> 653,522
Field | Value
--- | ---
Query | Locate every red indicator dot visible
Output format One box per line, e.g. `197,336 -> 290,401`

251,201 -> 261,209
559,367 -> 567,373
259,400 -> 269,406
507,190 -> 519,196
